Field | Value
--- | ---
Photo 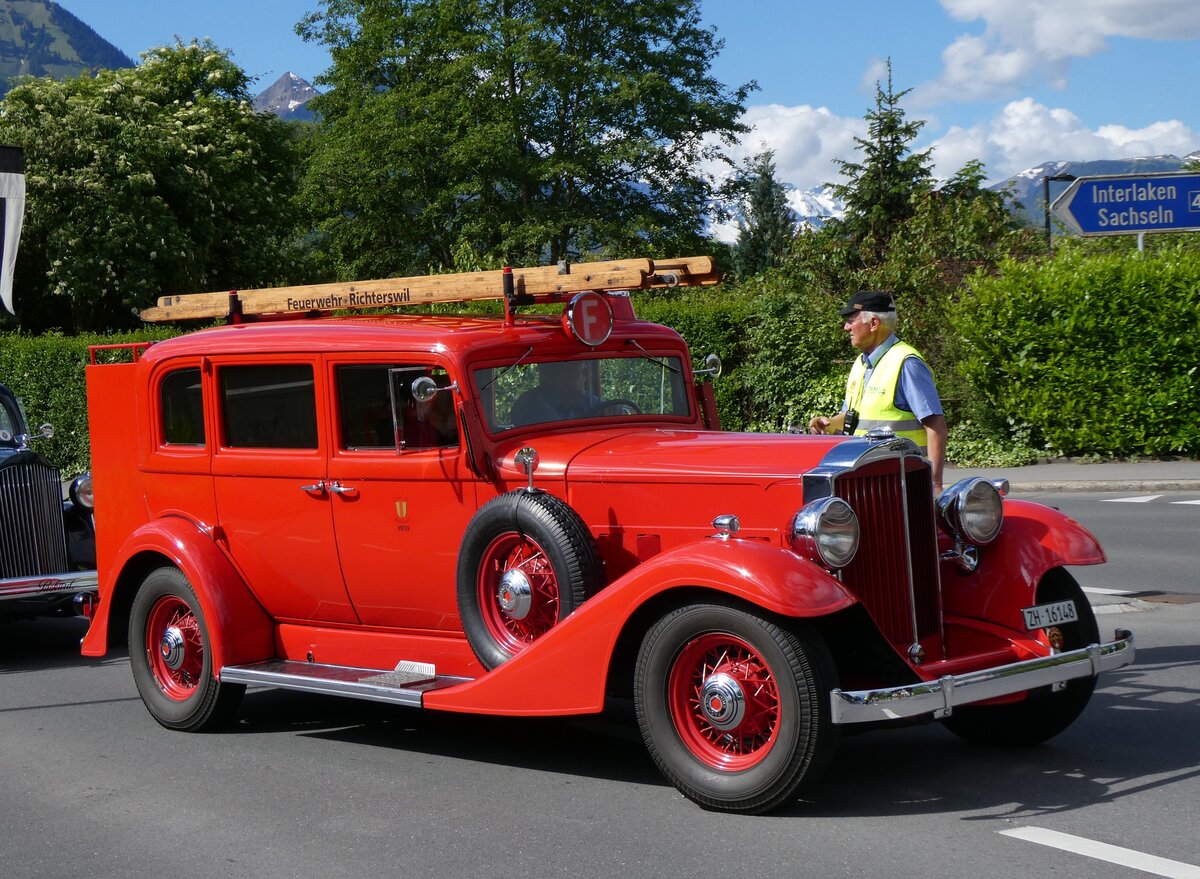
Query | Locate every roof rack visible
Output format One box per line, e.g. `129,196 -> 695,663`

140,256 -> 719,323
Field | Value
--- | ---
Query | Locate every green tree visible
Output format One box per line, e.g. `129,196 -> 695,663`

829,59 -> 932,261
0,41 -> 303,332
730,150 -> 796,279
298,0 -> 752,277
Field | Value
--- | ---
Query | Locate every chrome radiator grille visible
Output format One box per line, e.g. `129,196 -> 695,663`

835,457 -> 941,647
0,458 -> 70,578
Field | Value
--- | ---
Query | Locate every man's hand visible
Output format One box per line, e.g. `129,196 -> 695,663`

808,415 -> 831,434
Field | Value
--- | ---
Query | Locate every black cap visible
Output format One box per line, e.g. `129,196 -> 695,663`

838,290 -> 895,317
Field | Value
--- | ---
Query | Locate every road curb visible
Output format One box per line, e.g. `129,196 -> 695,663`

1007,480 -> 1200,493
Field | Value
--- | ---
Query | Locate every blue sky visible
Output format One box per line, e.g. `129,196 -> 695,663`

56,0 -> 1200,196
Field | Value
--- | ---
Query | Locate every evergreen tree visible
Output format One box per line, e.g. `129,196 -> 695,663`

829,59 -> 932,262
731,151 -> 796,279
298,0 -> 752,277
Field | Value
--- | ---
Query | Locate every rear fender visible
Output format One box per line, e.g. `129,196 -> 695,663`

80,516 -> 273,670
426,537 -> 854,715
943,498 -> 1105,624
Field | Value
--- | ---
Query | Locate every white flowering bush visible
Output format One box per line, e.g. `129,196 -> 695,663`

0,40 -> 302,332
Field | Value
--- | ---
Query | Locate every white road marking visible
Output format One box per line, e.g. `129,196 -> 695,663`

1083,587 -> 1134,596
1102,494 -> 1163,503
1000,827 -> 1200,878
1171,499 -> 1200,505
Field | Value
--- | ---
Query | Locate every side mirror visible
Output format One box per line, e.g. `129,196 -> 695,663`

15,423 -> 53,450
411,376 -> 457,403
694,353 -> 722,379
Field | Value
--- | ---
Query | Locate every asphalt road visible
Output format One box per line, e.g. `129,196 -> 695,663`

2,494 -> 1198,879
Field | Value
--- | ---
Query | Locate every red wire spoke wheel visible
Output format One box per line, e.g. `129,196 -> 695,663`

144,594 -> 204,701
128,567 -> 244,731
667,633 -> 782,771
458,491 -> 602,669
635,602 -> 837,814
476,532 -> 562,652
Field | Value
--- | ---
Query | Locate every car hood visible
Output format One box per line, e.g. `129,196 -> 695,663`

496,428 -> 849,486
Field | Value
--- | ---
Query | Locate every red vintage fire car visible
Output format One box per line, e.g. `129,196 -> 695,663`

82,258 -> 1133,814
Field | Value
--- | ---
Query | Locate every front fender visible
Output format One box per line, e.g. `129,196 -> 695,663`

426,537 -> 854,716
80,516 -> 274,670
943,498 -> 1105,623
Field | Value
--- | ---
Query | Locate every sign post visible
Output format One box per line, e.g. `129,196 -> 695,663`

1051,172 -> 1200,249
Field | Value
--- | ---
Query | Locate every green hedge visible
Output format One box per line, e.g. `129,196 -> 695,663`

950,244 -> 1200,457
0,329 -> 178,474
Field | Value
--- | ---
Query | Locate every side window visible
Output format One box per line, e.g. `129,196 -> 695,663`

336,364 -> 458,451
220,364 -> 318,449
160,368 -> 205,446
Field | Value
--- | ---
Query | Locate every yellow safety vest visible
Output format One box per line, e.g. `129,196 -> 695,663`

845,341 -> 929,451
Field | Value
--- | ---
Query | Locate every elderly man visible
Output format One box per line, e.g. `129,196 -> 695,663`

808,290 -> 947,493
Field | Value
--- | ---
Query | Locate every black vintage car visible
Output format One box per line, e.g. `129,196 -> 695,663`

0,380 -> 97,618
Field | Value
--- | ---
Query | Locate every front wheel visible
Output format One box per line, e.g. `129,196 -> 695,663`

634,602 -> 838,814
941,568 -> 1099,747
128,567 -> 243,731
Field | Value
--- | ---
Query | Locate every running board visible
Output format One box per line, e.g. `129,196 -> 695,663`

220,660 -> 472,708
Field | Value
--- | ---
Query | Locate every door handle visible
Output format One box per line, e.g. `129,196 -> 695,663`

328,480 -> 358,497
300,481 -> 326,493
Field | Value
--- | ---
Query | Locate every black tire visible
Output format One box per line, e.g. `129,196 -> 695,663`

634,601 -> 838,814
457,491 -> 603,669
941,568 -> 1099,747
128,567 -> 244,732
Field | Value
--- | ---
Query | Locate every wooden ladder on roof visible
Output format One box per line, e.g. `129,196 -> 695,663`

140,256 -> 719,323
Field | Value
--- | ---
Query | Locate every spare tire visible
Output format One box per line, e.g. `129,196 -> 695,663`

457,490 -> 603,669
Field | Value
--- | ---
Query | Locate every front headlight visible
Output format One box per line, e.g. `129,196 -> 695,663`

791,497 -> 860,570
937,477 -> 1003,545
69,472 -> 94,511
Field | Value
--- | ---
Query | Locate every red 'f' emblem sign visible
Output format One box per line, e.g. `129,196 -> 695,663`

563,291 -> 613,347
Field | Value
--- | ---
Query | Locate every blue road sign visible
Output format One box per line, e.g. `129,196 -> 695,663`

1050,171 -> 1200,236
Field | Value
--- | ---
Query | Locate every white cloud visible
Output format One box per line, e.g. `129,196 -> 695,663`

928,98 -> 1199,182
918,0 -> 1200,103
715,98 -> 1198,201
709,103 -> 863,190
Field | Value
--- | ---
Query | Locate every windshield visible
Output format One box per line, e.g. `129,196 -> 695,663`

0,393 -> 24,447
475,354 -> 691,432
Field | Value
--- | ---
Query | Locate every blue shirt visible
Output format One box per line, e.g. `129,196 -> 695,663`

843,335 -> 942,420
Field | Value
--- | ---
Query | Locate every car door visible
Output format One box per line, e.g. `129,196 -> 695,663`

211,357 -> 359,624
325,357 -> 477,630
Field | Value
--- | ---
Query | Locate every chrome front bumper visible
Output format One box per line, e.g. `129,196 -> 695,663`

0,570 -> 99,602
830,629 -> 1135,725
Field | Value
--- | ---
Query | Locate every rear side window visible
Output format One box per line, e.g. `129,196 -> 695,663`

160,368 -> 205,446
220,364 -> 317,449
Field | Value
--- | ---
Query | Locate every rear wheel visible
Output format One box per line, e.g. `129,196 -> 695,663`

128,567 -> 243,731
634,602 -> 837,814
941,568 -> 1099,747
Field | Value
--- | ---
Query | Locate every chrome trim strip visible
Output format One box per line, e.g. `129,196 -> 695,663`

220,660 -> 470,708
830,629 -> 1135,724
897,454 -> 919,649
802,436 -> 923,503
0,570 -> 99,601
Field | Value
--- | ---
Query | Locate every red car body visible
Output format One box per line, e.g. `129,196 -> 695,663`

83,295 -> 1133,814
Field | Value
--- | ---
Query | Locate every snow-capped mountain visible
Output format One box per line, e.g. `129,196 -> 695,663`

252,72 -> 318,122
789,184 -> 844,230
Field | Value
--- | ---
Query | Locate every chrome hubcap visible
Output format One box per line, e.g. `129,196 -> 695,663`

159,626 -> 186,670
699,672 -> 746,730
497,569 -> 533,620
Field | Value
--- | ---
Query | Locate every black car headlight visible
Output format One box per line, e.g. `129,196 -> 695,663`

791,497 -> 860,570
937,477 -> 1003,545
69,472 -> 94,511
